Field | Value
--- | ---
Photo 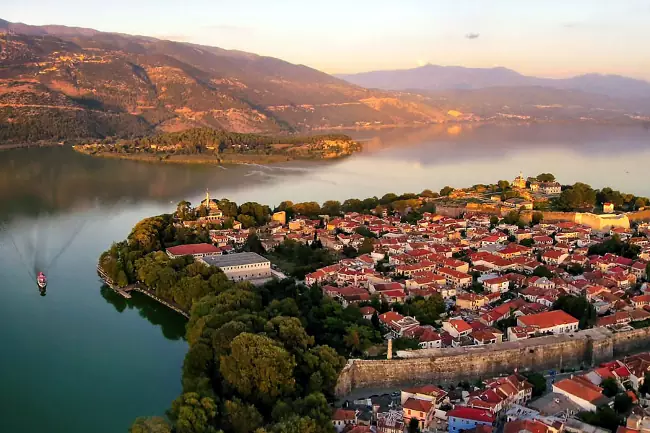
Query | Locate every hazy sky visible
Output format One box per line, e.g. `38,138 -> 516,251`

4,0 -> 650,79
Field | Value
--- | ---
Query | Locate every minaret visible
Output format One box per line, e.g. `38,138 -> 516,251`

387,338 -> 393,360
205,189 -> 210,208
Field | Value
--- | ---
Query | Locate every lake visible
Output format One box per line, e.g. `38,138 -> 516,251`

0,123 -> 649,433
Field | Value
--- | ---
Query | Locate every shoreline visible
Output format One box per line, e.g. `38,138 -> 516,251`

71,148 -> 356,165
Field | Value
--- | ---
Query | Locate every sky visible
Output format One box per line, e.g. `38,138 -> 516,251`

3,0 -> 650,79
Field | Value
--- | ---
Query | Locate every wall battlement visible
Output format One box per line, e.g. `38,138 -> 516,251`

335,327 -> 650,398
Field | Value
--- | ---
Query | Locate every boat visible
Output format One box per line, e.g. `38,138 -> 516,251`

37,272 -> 47,289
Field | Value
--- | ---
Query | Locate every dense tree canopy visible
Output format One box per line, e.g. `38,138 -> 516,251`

130,417 -> 172,433
536,173 -> 556,182
553,295 -> 597,329
159,277 -> 356,433
554,182 -> 596,211
588,235 -> 640,260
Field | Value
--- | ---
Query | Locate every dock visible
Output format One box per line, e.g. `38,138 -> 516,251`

96,265 -> 189,319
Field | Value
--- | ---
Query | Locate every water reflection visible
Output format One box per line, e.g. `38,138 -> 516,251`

100,285 -> 187,341
1,123 -> 649,220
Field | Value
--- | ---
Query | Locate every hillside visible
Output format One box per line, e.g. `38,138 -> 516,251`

337,64 -> 650,100
0,19 -> 447,143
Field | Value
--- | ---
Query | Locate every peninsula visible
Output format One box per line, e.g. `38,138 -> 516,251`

97,173 -> 650,433
73,128 -> 361,164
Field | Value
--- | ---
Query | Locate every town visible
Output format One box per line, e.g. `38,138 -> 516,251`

133,173 -> 650,433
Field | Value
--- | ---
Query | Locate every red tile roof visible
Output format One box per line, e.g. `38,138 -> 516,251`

447,406 -> 495,423
518,310 -> 578,329
166,243 -> 220,256
379,311 -> 404,324
403,397 -> 434,413
449,318 -> 473,333
332,408 -> 356,421
553,376 -> 606,404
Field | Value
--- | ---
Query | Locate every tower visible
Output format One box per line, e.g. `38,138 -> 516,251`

387,338 -> 393,360
205,189 -> 210,207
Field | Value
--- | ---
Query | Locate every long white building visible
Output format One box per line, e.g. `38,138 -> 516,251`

200,252 -> 271,283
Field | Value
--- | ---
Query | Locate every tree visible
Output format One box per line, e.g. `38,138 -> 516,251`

410,294 -> 445,325
220,333 -> 296,404
354,226 -> 376,238
130,417 -> 172,433
635,197 -> 649,210
578,407 -> 621,432
503,210 -> 521,225
380,193 -> 398,205
362,197 -> 379,210
597,187 -> 625,208
646,263 -> 650,281
555,182 -> 596,211
343,325 -> 376,355
601,377 -> 620,397
420,189 -> 436,198
358,238 -> 375,255
224,399 -> 264,433
614,393 -> 633,413
176,201 -> 192,221
408,417 -> 421,433
589,235 -> 640,260
533,266 -> 553,278
341,198 -> 364,213
497,180 -> 510,191
440,186 -> 454,196
536,173 -> 556,182
266,416 -> 322,433
523,372 -> 547,397
292,202 -> 321,218
237,214 -> 257,229
489,215 -> 499,227
170,393 -> 218,433
244,234 -> 266,255
520,238 -> 534,247
371,311 -> 380,329
567,263 -> 585,276
531,211 -> 544,225
553,295 -> 596,329
321,200 -> 341,216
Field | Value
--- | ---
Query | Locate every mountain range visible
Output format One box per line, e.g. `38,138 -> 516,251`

337,64 -> 650,100
1,19 -> 649,144
0,19 -> 446,143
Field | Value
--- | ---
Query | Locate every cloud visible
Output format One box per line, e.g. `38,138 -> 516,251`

465,32 -> 480,40
561,22 -> 580,29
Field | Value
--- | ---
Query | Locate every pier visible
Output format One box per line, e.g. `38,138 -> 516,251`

97,266 -> 190,319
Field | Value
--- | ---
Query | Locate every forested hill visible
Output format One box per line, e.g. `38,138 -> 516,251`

73,128 -> 361,163
0,20 -> 446,143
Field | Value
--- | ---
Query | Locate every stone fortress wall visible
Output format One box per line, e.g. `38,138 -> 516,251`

335,327 -> 650,398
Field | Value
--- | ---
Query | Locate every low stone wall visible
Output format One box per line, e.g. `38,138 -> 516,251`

628,209 -> 650,223
335,327 -> 650,398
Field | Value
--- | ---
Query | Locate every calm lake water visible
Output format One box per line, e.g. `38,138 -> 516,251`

0,123 -> 649,433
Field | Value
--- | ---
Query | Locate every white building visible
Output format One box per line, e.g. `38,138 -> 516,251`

516,310 -> 579,335
200,252 -> 271,283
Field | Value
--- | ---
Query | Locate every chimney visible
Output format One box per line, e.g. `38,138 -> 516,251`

387,338 -> 393,360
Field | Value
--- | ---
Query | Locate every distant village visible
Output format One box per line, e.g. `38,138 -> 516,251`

166,174 -> 650,433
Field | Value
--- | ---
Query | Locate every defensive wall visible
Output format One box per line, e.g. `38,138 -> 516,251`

335,327 -> 650,398
437,205 -> 649,231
